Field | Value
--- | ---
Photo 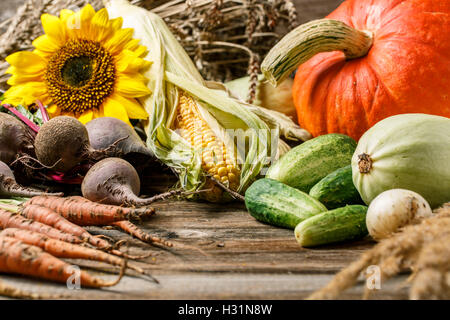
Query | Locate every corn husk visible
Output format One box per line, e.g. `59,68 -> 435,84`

105,0 -> 310,198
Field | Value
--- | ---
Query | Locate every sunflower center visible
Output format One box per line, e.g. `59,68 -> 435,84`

45,39 -> 116,114
61,56 -> 94,88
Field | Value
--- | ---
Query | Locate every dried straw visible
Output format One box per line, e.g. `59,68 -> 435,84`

308,203 -> 450,300
0,0 -> 297,94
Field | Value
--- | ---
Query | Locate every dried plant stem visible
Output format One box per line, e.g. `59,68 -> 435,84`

308,204 -> 450,300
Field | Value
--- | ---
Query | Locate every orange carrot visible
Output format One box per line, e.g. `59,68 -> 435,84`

0,236 -> 126,288
113,220 -> 174,247
20,205 -> 112,250
26,196 -> 155,226
0,279 -> 63,299
0,208 -> 82,244
0,228 -> 148,276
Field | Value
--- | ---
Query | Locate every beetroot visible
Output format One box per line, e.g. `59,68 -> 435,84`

0,160 -> 63,197
85,117 -> 153,166
0,113 -> 34,165
81,158 -> 182,207
34,116 -> 106,173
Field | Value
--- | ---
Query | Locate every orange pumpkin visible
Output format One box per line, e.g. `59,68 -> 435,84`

263,0 -> 450,140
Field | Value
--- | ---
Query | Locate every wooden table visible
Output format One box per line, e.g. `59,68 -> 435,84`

0,196 -> 409,300
0,0 -> 409,300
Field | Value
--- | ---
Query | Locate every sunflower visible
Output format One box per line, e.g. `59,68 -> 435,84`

2,4 -> 151,125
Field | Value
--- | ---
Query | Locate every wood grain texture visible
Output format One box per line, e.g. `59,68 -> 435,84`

0,198 -> 409,300
0,0 -> 409,300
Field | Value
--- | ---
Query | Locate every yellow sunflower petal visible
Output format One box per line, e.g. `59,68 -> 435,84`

66,4 -> 95,38
103,28 -> 134,55
41,13 -> 66,45
59,9 -> 74,23
7,72 -> 44,86
77,110 -> 94,124
5,51 -> 46,73
46,103 -> 61,117
89,8 -> 112,42
134,45 -> 148,58
108,93 -> 148,120
3,82 -> 48,106
115,74 -> 151,98
32,34 -> 61,54
5,66 -> 14,74
93,105 -> 105,119
103,97 -> 132,126
110,17 -> 123,32
116,50 -> 152,74
123,39 -> 140,51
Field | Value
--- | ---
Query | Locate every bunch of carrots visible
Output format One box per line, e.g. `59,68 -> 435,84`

0,195 -> 178,299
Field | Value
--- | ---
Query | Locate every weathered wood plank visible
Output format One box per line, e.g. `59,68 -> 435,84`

0,198 -> 409,299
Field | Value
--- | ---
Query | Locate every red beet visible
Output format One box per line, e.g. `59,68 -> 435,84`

0,160 -> 62,197
85,117 -> 153,166
0,113 -> 34,165
34,116 -> 108,173
81,158 -> 182,207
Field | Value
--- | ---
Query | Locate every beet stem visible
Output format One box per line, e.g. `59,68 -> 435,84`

35,100 -> 49,123
1,103 -> 41,133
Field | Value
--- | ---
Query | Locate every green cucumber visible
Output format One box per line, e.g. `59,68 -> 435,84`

266,134 -> 357,193
245,178 -> 327,229
309,165 -> 363,209
294,205 -> 368,247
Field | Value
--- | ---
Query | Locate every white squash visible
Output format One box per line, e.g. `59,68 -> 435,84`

352,114 -> 450,208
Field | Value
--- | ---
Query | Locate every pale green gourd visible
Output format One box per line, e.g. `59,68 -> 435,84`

352,114 -> 450,208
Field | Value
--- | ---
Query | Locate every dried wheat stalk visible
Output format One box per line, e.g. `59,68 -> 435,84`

308,203 -> 450,300
0,0 -> 297,91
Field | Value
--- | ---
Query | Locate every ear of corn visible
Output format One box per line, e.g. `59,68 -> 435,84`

105,0 -> 311,201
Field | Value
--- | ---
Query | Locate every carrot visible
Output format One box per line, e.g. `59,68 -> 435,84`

20,204 -> 112,250
0,228 -> 149,277
113,220 -> 174,247
0,208 -> 82,244
0,278 -> 63,299
25,196 -> 155,226
0,236 -> 126,288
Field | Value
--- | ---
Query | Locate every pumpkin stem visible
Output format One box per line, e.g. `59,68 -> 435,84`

261,19 -> 373,86
358,153 -> 373,174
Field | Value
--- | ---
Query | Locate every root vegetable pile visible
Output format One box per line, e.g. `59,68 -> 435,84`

308,203 -> 450,300
0,111 -> 194,298
0,196 -> 176,297
0,236 -> 126,288
0,228 -> 149,277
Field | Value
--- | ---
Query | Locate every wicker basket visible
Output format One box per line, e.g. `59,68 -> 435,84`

0,0 -> 297,93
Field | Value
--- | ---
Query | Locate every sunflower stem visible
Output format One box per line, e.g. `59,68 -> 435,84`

36,100 -> 49,123
1,103 -> 41,133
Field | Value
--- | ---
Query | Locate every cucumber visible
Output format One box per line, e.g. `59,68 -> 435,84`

266,134 -> 357,193
294,205 -> 368,247
309,165 -> 363,209
245,178 -> 327,229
